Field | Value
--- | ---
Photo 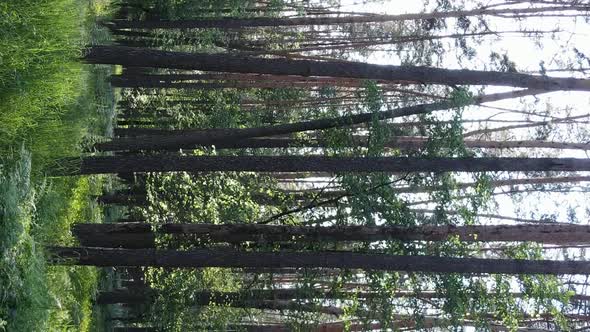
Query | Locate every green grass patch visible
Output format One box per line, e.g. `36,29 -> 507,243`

0,0 -> 113,174
0,0 -> 115,330
0,149 -> 108,331
41,177 -> 104,332
0,150 -> 46,332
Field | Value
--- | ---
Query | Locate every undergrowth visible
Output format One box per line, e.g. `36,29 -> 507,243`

0,0 -> 114,331
0,150 -> 105,331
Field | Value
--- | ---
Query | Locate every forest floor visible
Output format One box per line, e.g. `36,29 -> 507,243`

0,0 -> 115,331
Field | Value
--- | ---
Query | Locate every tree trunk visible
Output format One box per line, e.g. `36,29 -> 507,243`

97,288 -> 153,305
284,175 -> 590,196
47,247 -> 590,275
98,288 -> 343,316
66,155 -> 590,175
73,222 -> 590,247
117,135 -> 590,151
97,90 -> 543,152
97,193 -> 147,206
393,136 -> 590,151
412,209 -> 557,224
99,90 -> 541,152
84,46 -> 590,91
463,113 -> 590,138
97,288 -> 383,304
72,223 -> 155,249
99,287 -> 454,305
108,5 -> 585,29
227,322 -> 382,332
109,73 -> 379,89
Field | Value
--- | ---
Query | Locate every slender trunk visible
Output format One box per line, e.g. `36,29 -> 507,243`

407,187 -> 584,207
392,136 -> 590,151
98,288 -> 390,305
464,113 -> 590,138
98,288 -> 344,315
48,247 -> 590,275
85,46 -> 590,91
66,155 -> 590,175
270,30 -> 556,53
127,135 -> 590,151
73,222 -> 590,247
97,90 -> 544,152
412,209 -> 558,224
110,77 -> 370,89
286,175 -> 590,195
113,73 -> 382,85
227,322 -> 382,332
116,119 -> 159,127
108,6 -> 587,29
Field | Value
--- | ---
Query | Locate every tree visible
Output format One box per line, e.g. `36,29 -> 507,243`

98,288 -> 344,316
96,89 -> 540,152
103,135 -> 590,152
74,222 -> 590,248
85,46 -> 590,91
70,155 -> 590,175
108,4 -> 590,29
48,247 -> 590,275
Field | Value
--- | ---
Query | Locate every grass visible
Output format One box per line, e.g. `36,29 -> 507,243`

0,0 -> 113,173
0,0 -> 115,331
0,151 -> 108,331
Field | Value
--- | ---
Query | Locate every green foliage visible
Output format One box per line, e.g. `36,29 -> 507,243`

146,171 -> 266,229
0,149 -> 105,331
448,87 -> 475,108
146,268 -> 244,331
489,52 -> 518,73
421,109 -> 469,158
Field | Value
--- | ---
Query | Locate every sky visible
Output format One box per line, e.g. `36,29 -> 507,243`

268,1 -> 590,326
312,0 -> 590,228
324,0 -> 590,319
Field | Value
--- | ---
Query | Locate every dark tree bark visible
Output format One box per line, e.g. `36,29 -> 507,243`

109,74 -> 370,89
105,135 -> 590,152
98,288 -> 343,315
117,217 -> 147,223
73,222 -> 155,249
98,287 -> 397,306
48,247 -> 590,275
225,322 -> 382,332
97,193 -> 147,206
97,288 -> 153,305
66,155 -> 590,175
73,222 -> 590,247
108,5 -> 585,29
113,328 -> 157,332
84,46 -> 590,91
